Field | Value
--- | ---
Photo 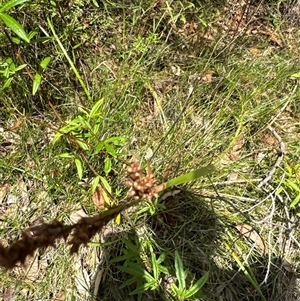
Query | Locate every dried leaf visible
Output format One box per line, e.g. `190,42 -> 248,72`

259,27 -> 283,47
201,70 -> 215,83
235,224 -> 266,253
92,186 -> 108,210
249,47 -> 261,56
228,137 -> 244,160
115,213 -> 121,225
92,268 -> 106,300
264,135 -> 278,146
7,119 -> 23,131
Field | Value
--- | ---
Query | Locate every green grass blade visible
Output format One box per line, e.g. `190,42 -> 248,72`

46,18 -> 92,103
290,193 -> 300,208
184,272 -> 209,298
165,164 -> 216,188
223,241 -> 267,301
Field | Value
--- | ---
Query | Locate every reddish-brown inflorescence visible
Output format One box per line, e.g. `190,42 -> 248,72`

125,157 -> 160,201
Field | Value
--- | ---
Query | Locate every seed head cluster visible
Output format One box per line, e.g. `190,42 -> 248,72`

126,157 -> 159,201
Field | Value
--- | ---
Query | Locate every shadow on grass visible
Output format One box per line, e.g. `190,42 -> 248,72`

90,190 -> 299,301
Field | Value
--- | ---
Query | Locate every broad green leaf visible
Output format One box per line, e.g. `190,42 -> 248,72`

76,115 -> 90,129
174,251 -> 186,291
5,57 -> 13,64
52,131 -> 64,144
105,136 -> 126,146
100,176 -> 112,194
121,262 -> 155,283
104,157 -> 112,175
291,72 -> 300,78
40,56 -> 51,68
91,175 -> 101,194
78,106 -> 89,116
57,123 -> 78,134
286,179 -> 300,191
0,0 -> 29,12
32,72 -> 41,95
104,143 -> 116,157
94,141 -> 104,154
14,63 -> 26,71
75,158 -> 83,179
3,67 -> 10,77
89,98 -> 104,118
158,264 -> 170,275
11,36 -> 20,44
165,164 -> 216,188
7,60 -> 15,71
0,13 -> 29,42
93,118 -> 102,134
118,263 -> 145,277
76,140 -> 89,150
184,272 -> 209,298
110,253 -> 132,263
157,252 -> 167,264
2,77 -> 13,90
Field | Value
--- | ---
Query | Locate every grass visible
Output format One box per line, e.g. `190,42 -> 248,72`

1,0 -> 300,300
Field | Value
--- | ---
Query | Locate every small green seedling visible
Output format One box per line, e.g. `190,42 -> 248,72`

112,238 -> 170,301
171,251 -> 209,300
